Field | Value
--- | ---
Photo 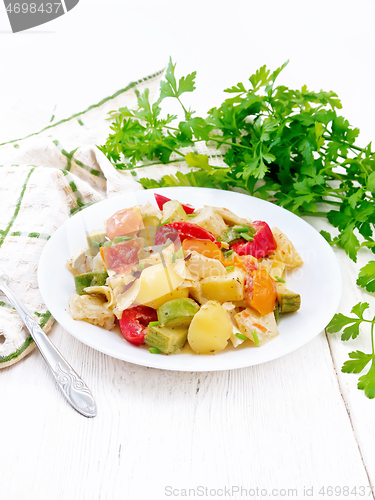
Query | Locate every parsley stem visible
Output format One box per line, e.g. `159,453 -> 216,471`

209,136 -> 253,151
299,211 -> 329,217
164,125 -> 180,132
323,191 -> 348,201
372,319 -> 374,357
176,97 -> 191,121
321,200 -> 341,206
323,135 -> 364,153
164,145 -> 185,158
163,126 -> 253,151
135,158 -> 186,168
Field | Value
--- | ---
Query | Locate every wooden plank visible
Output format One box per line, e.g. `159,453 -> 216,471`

305,216 -> 375,494
0,322 -> 371,499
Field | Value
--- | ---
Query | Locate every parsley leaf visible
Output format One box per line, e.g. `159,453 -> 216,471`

342,351 -> 373,374
356,261 -> 375,292
185,152 -> 212,170
160,58 -> 196,120
327,303 -> 369,341
357,362 -> 375,399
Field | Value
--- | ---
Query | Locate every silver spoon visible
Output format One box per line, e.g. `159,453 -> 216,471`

0,270 -> 97,418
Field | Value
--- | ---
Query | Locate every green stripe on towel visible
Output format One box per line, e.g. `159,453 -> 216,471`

0,167 -> 35,249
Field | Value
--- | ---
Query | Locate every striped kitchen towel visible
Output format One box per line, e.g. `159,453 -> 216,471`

0,71 -> 164,368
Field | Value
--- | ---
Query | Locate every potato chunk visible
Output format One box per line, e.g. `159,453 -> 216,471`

200,267 -> 245,302
135,263 -> 184,305
187,300 -> 233,353
272,227 -> 303,268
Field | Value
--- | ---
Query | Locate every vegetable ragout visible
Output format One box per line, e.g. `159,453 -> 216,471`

67,194 -> 303,355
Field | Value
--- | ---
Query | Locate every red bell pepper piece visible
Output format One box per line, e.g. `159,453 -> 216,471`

232,221 -> 277,258
154,193 -> 195,214
155,222 -> 219,246
119,305 -> 158,346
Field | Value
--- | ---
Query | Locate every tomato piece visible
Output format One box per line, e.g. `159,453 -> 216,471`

182,239 -> 244,268
244,268 -> 276,316
232,221 -> 277,258
155,222 -> 219,246
119,305 -> 157,346
101,238 -> 143,274
182,239 -> 222,260
154,193 -> 195,214
106,207 -> 144,240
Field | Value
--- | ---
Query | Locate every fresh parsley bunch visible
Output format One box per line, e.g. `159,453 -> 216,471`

99,59 -> 375,398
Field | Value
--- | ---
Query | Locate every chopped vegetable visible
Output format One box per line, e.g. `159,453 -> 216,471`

113,236 -> 132,243
235,308 -> 278,346
182,238 -> 221,260
234,225 -> 254,234
119,305 -> 158,346
87,230 -> 106,256
244,268 -> 277,316
187,301 -> 233,354
276,284 -> 301,313
74,271 -> 108,295
184,251 -> 227,280
200,267 -> 245,302
101,238 -> 143,274
190,206 -> 227,237
149,347 -> 160,354
135,262 -> 184,305
69,294 -> 115,330
106,207 -> 143,240
272,227 -> 303,268
149,321 -> 160,327
182,238 -> 243,268
235,332 -> 247,341
241,233 -> 253,242
252,330 -> 260,346
220,227 -> 244,246
161,200 -> 188,224
232,221 -> 277,258
157,298 -> 200,328
145,324 -> 188,354
143,287 -> 189,310
154,193 -> 195,214
155,221 -> 218,246
275,276 -> 286,283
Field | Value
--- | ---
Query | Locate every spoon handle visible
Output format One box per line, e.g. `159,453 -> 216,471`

0,282 -> 97,418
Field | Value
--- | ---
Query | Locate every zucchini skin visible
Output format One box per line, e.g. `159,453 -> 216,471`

74,271 -> 108,295
145,325 -> 188,354
276,284 -> 301,313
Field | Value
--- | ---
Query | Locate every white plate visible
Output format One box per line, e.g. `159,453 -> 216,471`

38,187 -> 342,371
